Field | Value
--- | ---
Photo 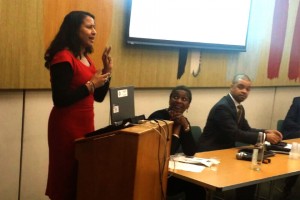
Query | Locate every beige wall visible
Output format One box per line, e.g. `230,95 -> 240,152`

0,87 -> 298,199
0,91 -> 23,200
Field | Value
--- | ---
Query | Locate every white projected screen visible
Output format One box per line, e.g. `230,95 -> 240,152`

128,0 -> 252,51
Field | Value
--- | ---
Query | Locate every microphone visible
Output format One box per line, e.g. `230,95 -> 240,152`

236,151 -> 252,161
236,151 -> 272,164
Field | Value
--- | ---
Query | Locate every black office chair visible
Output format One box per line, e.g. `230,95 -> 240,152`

177,126 -> 202,153
190,126 -> 202,143
277,119 -> 284,132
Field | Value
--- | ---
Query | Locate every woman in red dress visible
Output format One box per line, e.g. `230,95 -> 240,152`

44,11 -> 112,200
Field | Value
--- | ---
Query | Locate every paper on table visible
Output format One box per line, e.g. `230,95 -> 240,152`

265,141 -> 292,154
171,155 -> 220,167
169,160 -> 205,172
265,141 -> 291,148
285,144 -> 292,149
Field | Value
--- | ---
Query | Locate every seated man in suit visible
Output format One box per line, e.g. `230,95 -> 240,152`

282,97 -> 300,139
198,74 -> 282,200
279,97 -> 300,199
198,74 -> 282,151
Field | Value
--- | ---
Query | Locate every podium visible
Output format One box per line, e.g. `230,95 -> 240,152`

75,121 -> 173,200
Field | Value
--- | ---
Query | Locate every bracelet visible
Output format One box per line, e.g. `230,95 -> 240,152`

86,81 -> 95,93
184,126 -> 190,132
104,77 -> 109,83
90,80 -> 95,90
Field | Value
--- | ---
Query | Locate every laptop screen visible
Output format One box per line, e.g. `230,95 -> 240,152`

109,86 -> 135,126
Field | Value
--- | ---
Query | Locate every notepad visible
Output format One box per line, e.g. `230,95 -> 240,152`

169,160 -> 205,173
171,155 -> 220,167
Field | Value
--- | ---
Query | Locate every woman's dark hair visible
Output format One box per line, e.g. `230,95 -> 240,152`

44,11 -> 95,69
169,85 -> 192,103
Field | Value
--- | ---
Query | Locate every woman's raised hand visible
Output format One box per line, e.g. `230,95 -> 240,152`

102,46 -> 112,73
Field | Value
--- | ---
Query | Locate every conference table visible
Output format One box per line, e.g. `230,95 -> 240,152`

169,138 -> 300,199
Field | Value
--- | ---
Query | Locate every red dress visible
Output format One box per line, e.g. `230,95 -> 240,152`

46,50 -> 96,200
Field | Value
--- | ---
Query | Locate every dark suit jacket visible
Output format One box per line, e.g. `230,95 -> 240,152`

198,94 -> 264,151
282,97 -> 300,139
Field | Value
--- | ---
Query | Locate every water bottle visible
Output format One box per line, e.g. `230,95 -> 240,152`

289,142 -> 299,159
251,132 -> 265,171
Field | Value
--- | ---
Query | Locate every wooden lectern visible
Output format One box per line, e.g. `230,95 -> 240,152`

75,121 -> 173,200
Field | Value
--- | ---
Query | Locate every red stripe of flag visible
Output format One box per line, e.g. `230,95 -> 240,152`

267,0 -> 289,79
288,2 -> 300,81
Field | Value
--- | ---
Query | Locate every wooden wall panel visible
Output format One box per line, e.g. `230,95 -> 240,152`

0,0 -> 45,88
0,0 -> 300,89
109,0 -> 300,88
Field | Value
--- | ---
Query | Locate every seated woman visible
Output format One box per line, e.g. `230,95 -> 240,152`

148,85 -> 197,156
148,85 -> 205,200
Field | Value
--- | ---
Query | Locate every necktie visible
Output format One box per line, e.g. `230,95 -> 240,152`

237,105 -> 243,123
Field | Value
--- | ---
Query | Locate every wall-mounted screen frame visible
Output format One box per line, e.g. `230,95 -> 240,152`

126,0 -> 252,51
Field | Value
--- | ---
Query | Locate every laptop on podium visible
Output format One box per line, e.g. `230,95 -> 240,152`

109,86 -> 135,126
85,86 -> 144,137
